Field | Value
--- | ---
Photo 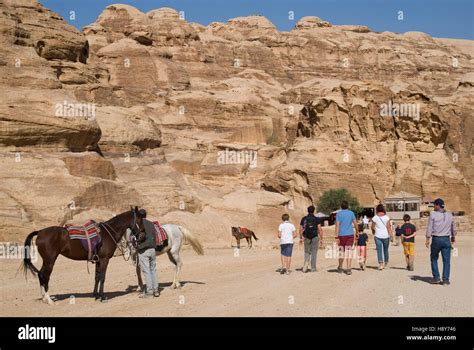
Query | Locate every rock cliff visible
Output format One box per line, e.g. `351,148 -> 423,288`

0,1 -> 472,243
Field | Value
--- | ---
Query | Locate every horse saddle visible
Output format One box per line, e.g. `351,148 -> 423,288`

65,220 -> 102,262
239,227 -> 250,237
152,221 -> 168,247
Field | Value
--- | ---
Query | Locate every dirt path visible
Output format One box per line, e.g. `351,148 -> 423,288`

1,235 -> 472,317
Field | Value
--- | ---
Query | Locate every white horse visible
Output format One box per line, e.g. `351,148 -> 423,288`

127,224 -> 204,290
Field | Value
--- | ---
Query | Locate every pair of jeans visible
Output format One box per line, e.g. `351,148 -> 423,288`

304,236 -> 319,270
374,237 -> 390,264
138,247 -> 158,294
430,236 -> 452,282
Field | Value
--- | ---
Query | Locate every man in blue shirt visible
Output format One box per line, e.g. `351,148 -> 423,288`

335,201 -> 358,275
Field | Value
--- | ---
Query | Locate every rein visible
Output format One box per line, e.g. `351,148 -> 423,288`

100,223 -> 130,261
99,212 -> 139,262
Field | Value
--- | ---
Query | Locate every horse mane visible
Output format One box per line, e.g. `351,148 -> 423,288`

103,210 -> 132,225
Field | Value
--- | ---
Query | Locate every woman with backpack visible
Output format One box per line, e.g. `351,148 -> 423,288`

371,204 -> 394,270
299,205 -> 323,273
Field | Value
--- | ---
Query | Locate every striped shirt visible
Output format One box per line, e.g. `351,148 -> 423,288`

426,209 -> 456,238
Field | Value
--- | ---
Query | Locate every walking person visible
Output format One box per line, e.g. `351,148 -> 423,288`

362,215 -> 369,230
426,198 -> 456,285
371,204 -> 394,270
299,205 -> 323,273
394,224 -> 402,246
335,201 -> 358,275
136,209 -> 160,298
278,213 -> 296,275
400,214 -> 416,271
356,223 -> 368,270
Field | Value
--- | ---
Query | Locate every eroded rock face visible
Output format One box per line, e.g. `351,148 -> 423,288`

0,1 -> 472,243
278,83 -> 469,210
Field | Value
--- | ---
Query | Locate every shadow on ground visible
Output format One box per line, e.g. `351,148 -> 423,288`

410,275 -> 436,284
52,281 -> 206,301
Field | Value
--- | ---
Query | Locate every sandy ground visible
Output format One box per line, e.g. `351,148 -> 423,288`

1,235 -> 473,317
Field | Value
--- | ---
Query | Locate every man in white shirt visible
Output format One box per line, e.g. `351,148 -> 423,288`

362,215 -> 369,229
278,213 -> 296,275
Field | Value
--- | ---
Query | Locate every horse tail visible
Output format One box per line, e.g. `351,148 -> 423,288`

21,230 -> 40,278
179,226 -> 204,256
252,231 -> 259,241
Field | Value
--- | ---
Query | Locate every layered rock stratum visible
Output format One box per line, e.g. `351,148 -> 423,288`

0,1 -> 472,243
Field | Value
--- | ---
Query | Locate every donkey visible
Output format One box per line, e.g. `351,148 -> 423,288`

21,207 -> 145,303
130,224 -> 204,291
231,226 -> 258,248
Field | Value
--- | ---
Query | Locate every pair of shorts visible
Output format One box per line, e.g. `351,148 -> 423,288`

280,243 -> 293,257
338,235 -> 354,248
403,242 -> 415,256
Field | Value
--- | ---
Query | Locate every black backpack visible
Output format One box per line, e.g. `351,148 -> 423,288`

303,215 -> 319,239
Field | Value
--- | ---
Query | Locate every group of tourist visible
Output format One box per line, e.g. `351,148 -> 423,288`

277,198 -> 456,285
137,197 -> 457,298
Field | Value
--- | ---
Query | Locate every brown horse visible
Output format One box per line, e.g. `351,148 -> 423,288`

231,226 -> 258,248
21,207 -> 145,303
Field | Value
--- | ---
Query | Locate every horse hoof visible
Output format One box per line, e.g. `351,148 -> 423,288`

42,297 -> 53,305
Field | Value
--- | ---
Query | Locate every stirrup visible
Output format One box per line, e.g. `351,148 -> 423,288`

90,254 -> 100,263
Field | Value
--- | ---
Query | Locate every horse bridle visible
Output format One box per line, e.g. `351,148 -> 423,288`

99,211 -> 143,261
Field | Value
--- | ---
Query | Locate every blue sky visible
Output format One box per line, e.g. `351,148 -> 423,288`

40,0 -> 473,39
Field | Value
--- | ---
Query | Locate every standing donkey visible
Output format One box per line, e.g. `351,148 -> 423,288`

231,226 -> 259,248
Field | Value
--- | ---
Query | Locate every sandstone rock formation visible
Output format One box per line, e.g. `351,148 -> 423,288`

0,1 -> 472,243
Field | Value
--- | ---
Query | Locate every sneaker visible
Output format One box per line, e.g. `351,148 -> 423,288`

345,269 -> 352,275
384,262 -> 388,269
280,268 -> 286,275
362,263 -> 366,271
285,270 -> 291,275
139,293 -> 153,299
302,265 -> 308,273
442,280 -> 450,286
310,268 -> 318,272
153,290 -> 160,297
429,278 -> 442,284
378,264 -> 384,271
337,266 -> 344,273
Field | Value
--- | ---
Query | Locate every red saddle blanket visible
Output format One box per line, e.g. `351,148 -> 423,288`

65,220 -> 101,261
239,227 -> 250,237
65,220 -> 100,239
152,221 -> 167,246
